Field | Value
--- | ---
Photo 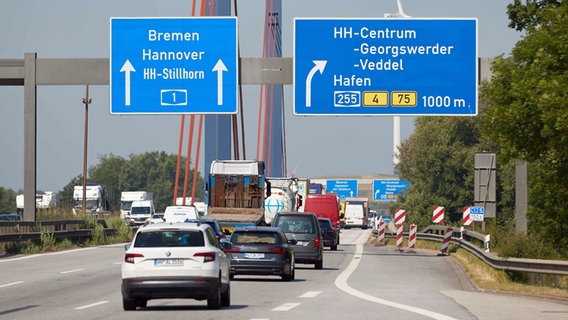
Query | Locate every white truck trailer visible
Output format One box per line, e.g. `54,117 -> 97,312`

72,184 -> 110,215
120,191 -> 153,220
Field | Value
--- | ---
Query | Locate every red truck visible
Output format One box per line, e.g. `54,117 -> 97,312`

304,193 -> 342,250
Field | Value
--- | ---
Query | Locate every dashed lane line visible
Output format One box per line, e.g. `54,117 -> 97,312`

272,302 -> 301,311
0,281 -> 24,288
74,300 -> 109,310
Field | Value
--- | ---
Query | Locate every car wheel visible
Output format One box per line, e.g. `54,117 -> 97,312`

221,282 -> 231,307
137,299 -> 147,308
207,282 -> 221,309
229,273 -> 235,280
282,263 -> 294,281
315,259 -> 323,270
123,298 -> 137,311
331,244 -> 338,251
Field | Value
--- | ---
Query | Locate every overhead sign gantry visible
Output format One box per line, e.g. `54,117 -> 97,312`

110,17 -> 238,115
293,18 -> 478,116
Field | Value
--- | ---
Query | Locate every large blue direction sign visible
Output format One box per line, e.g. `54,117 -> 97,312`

326,179 -> 358,200
373,179 -> 410,201
110,17 -> 238,114
294,18 -> 477,116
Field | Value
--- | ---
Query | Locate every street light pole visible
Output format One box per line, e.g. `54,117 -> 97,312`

82,85 -> 92,215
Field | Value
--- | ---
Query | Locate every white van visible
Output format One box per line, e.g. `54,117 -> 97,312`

344,201 -> 368,229
163,205 -> 199,223
129,200 -> 155,226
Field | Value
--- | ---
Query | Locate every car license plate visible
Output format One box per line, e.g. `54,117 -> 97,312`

154,259 -> 183,266
244,253 -> 265,259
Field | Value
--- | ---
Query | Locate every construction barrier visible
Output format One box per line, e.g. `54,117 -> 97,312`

462,207 -> 474,226
395,224 -> 404,251
440,227 -> 453,255
377,220 -> 385,245
407,224 -> 417,253
394,209 -> 406,225
432,206 -> 445,224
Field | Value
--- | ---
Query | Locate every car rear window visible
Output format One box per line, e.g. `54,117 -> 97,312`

231,232 -> 280,244
134,230 -> 205,247
319,220 -> 333,230
276,215 -> 314,233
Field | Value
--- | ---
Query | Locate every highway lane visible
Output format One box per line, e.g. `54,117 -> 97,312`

0,229 -> 567,319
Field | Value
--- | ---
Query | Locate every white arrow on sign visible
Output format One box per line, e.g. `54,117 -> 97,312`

212,59 -> 228,106
120,60 -> 135,106
305,60 -> 327,107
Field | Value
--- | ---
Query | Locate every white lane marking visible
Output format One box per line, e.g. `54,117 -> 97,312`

0,281 -> 24,288
300,291 -> 321,298
272,302 -> 301,311
74,300 -> 109,310
334,234 -> 459,320
61,268 -> 84,274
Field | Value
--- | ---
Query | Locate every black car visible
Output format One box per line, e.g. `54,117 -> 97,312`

226,226 -> 296,281
318,217 -> 339,251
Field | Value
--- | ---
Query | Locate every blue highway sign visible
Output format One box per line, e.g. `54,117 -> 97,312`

373,179 -> 410,201
326,179 -> 358,200
110,17 -> 238,114
294,18 -> 478,116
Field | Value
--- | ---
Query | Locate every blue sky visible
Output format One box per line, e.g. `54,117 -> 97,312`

0,0 -> 522,192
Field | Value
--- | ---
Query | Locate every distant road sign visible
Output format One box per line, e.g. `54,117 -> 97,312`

110,17 -> 238,114
373,179 -> 410,201
294,18 -> 478,116
469,206 -> 485,221
326,179 -> 358,200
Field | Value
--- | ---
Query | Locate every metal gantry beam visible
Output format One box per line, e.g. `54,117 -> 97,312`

0,55 -> 292,221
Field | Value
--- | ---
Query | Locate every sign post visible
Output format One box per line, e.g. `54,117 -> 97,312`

294,18 -> 478,116
110,17 -> 238,114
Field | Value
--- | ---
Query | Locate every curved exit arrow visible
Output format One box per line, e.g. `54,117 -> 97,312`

212,59 -> 228,106
305,60 -> 327,107
120,60 -> 135,106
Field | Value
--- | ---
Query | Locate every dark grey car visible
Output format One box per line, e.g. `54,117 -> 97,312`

226,226 -> 296,281
272,212 -> 323,269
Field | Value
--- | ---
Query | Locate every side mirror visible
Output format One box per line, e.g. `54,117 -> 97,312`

221,241 -> 233,251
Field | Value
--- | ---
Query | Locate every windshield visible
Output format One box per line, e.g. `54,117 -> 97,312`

131,206 -> 151,215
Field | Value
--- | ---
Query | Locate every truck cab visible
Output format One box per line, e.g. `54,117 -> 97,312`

128,200 -> 155,226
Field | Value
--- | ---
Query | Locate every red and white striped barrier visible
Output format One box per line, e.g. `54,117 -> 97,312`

462,207 -> 474,226
408,224 -> 417,252
396,224 -> 404,251
432,206 -> 445,224
440,227 -> 453,255
377,220 -> 386,245
394,209 -> 406,225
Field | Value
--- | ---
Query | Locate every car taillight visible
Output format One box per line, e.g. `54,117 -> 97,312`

314,236 -> 321,247
124,253 -> 144,264
224,247 -> 241,253
194,252 -> 216,262
269,247 -> 286,254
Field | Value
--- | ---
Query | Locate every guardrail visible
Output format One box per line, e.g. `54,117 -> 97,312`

376,224 -> 568,287
0,220 -> 117,243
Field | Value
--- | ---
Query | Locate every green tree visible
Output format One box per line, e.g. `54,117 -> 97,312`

88,154 -> 126,210
395,117 -> 481,228
0,187 -> 17,214
482,1 -> 568,254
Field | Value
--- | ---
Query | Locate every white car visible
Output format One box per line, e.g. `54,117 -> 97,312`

162,205 -> 199,223
121,223 -> 232,310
